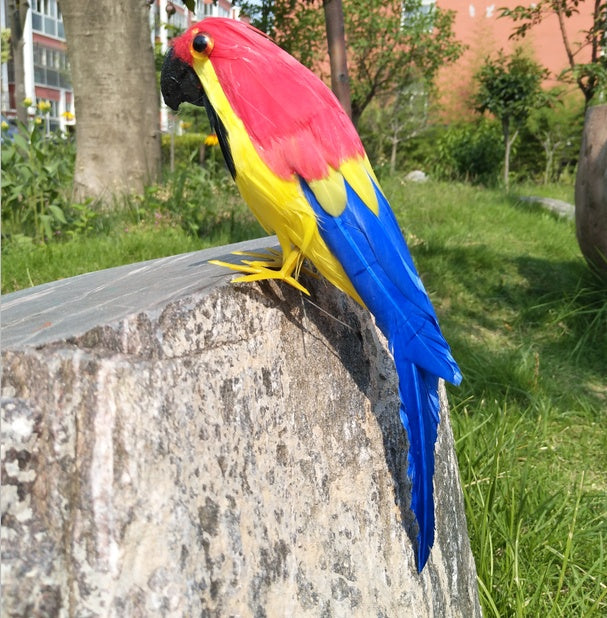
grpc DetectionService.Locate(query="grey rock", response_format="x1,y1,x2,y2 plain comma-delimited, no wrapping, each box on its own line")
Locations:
404,170,428,183
519,195,575,220
1,239,480,617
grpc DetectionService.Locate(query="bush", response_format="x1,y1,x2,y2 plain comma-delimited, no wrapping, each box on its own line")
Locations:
145,162,262,242
513,101,584,184
360,113,505,185
160,132,226,168
1,123,98,244
1,119,254,248
435,120,504,185
358,100,445,177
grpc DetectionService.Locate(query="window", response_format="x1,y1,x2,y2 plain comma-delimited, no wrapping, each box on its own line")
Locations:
198,1,215,18
33,44,71,89
197,1,231,19
32,0,65,40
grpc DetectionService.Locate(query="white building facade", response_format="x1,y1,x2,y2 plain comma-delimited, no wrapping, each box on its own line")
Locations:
1,0,74,132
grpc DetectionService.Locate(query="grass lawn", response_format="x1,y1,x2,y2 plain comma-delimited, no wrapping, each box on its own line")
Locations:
2,179,605,616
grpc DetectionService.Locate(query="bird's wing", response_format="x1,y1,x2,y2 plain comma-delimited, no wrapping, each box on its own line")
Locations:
301,163,461,385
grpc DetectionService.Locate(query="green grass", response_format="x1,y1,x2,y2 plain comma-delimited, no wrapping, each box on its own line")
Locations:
512,181,575,204
2,178,605,615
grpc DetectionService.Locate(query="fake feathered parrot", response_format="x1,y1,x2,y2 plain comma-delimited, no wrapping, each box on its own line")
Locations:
161,17,462,572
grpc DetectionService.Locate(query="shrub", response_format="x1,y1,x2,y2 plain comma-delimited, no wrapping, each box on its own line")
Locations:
435,120,504,185
395,124,453,175
145,162,262,242
1,123,101,246
514,99,585,184
160,132,226,168
2,124,75,243
359,99,446,177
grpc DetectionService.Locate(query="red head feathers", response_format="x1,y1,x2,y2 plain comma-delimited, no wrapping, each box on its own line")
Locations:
169,18,364,181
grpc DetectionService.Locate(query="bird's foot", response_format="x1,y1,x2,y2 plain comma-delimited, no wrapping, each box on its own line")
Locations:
232,249,318,279
231,248,283,268
209,248,312,295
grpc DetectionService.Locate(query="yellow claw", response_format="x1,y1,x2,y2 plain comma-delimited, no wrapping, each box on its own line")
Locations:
208,246,312,295
231,248,283,264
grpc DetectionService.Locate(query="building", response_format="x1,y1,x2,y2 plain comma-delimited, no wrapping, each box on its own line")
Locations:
435,0,600,120
1,0,73,132
0,0,243,133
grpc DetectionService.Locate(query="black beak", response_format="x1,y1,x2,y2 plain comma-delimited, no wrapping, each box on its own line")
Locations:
161,47,206,111
160,46,237,179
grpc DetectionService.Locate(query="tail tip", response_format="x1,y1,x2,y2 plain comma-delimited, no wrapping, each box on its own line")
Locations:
417,541,431,573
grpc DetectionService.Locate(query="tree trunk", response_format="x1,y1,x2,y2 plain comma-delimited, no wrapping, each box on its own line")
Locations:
575,104,607,278
542,135,555,185
502,118,519,190
60,0,161,204
323,0,352,119
389,135,398,174
7,0,29,125
503,119,511,189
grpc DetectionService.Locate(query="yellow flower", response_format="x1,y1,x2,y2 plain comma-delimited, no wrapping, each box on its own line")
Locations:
204,133,219,147
62,111,75,121
22,97,32,107
1,120,9,130
34,117,42,125
37,100,52,113
180,121,192,130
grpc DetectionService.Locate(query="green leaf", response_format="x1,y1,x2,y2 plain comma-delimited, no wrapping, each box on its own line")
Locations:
48,204,67,224
12,132,29,153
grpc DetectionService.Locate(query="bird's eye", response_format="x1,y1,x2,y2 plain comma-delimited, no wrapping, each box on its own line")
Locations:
192,33,213,55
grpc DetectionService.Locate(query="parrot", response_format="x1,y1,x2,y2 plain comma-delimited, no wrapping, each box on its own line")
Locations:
161,17,462,572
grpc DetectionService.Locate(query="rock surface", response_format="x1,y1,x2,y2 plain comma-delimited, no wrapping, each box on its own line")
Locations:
1,238,480,617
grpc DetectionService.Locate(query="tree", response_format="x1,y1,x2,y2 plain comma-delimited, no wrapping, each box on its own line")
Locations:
361,83,430,174
474,48,549,189
575,104,607,278
526,93,584,184
500,0,607,109
342,0,463,126
60,1,161,202
244,0,463,128
6,0,29,125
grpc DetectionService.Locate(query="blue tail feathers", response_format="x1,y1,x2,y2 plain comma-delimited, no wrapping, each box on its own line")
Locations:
395,352,440,571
